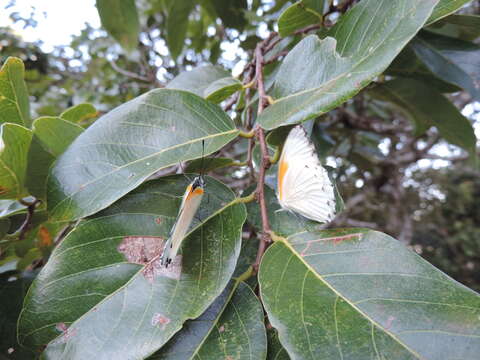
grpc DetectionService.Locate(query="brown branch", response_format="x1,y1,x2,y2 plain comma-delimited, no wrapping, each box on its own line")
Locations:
109,60,151,82
252,38,276,274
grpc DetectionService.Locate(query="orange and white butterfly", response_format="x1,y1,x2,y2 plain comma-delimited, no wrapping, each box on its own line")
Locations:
160,175,205,267
277,125,336,223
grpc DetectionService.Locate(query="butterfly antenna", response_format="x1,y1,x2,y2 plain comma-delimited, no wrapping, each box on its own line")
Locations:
200,140,205,178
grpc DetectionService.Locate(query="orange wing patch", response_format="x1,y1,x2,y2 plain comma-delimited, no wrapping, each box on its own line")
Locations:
186,186,204,201
278,159,289,200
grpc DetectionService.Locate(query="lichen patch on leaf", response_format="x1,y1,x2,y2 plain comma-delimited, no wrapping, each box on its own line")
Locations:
117,236,165,264
143,255,182,282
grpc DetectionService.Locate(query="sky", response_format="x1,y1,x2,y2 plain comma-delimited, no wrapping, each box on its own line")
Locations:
1,0,100,52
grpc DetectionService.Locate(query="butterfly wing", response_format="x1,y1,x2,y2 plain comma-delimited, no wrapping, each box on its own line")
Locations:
277,126,336,223
160,179,204,267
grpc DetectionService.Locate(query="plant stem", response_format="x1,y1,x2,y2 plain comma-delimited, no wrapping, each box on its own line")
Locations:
17,199,39,242
252,37,277,274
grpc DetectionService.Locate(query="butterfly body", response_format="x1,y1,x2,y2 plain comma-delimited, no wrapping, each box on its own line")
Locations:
277,126,336,223
160,175,205,267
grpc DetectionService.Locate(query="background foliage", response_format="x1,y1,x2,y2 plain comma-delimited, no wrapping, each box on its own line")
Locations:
1,0,479,359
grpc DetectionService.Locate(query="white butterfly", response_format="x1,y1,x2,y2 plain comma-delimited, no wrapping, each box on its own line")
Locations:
160,175,205,267
277,125,336,223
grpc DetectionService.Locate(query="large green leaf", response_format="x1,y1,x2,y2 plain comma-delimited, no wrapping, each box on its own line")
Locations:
167,66,241,103
427,0,471,25
0,124,32,199
96,0,139,51
387,46,461,94
259,229,480,359
166,0,195,58
26,117,84,199
411,31,480,101
47,89,239,221
277,0,324,37
258,0,440,130
0,57,30,127
370,79,476,155
150,281,266,359
18,175,246,358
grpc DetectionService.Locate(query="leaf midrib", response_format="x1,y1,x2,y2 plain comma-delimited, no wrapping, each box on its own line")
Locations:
48,129,238,215
29,197,241,350
275,237,426,360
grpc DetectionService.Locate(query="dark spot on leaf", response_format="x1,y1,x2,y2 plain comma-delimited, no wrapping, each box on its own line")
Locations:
155,217,162,224
0,186,7,195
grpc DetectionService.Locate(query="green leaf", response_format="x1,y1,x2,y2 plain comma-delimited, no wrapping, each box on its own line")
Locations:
0,200,27,219
277,1,324,37
26,117,84,199
33,117,84,157
428,15,480,41
204,77,243,104
267,328,290,360
185,157,238,173
167,65,240,103
370,79,476,155
47,89,239,221
0,271,35,359
411,31,480,101
0,217,9,239
387,46,461,93
96,0,140,51
427,0,470,25
259,229,480,359
150,282,266,359
167,0,195,58
18,175,247,358
258,0,440,130
0,57,31,127
211,0,248,30
0,123,32,199
60,103,97,123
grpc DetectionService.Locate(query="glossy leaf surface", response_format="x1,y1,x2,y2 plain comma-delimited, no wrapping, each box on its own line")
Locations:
167,65,241,103
277,1,323,37
259,229,480,359
258,0,439,130
411,31,480,101
47,89,238,221
18,175,246,359
26,117,83,199
427,0,471,25
370,79,476,154
0,124,32,199
0,57,30,127
150,282,266,360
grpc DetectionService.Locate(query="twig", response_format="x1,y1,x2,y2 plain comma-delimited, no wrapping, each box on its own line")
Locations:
252,38,276,273
17,199,39,242
109,60,151,82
